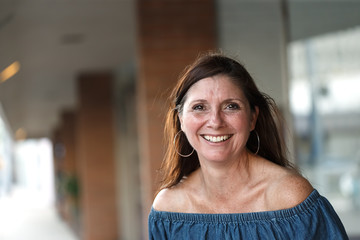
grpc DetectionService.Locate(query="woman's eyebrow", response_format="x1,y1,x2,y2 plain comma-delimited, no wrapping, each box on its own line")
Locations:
224,98,246,104
187,98,246,104
188,99,207,104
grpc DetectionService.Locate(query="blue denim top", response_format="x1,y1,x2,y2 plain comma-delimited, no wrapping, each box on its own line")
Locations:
148,190,348,239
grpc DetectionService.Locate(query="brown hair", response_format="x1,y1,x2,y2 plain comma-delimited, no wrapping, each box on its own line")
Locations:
159,52,294,191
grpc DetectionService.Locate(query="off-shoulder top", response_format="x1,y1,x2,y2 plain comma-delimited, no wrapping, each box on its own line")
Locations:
148,189,348,239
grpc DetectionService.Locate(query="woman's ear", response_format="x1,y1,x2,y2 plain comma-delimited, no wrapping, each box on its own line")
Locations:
250,106,259,130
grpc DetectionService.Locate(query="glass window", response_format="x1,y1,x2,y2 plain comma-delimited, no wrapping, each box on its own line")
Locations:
289,27,360,236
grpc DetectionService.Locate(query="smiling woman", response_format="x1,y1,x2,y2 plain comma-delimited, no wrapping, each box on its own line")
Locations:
148,52,348,240
160,52,292,190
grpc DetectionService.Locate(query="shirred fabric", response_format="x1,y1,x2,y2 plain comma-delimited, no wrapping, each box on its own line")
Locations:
148,190,348,240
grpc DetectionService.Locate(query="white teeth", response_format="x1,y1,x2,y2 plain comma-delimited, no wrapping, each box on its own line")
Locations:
203,135,230,143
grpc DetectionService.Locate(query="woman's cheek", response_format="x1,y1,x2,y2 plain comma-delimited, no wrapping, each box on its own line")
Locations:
181,115,204,141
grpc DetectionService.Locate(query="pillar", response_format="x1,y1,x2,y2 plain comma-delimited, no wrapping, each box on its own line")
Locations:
76,72,118,240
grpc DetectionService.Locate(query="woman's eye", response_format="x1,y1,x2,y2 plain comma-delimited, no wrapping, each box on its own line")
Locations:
226,103,240,110
193,104,205,111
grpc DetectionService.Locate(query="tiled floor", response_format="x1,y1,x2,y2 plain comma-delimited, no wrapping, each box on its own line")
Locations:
0,188,78,240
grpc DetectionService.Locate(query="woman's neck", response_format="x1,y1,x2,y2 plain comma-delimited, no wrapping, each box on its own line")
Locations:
196,151,256,201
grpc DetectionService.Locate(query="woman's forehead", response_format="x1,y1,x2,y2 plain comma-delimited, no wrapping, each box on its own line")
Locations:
185,75,246,101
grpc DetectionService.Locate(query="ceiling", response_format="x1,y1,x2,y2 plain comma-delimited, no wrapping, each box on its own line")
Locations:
1,0,360,139
0,0,136,138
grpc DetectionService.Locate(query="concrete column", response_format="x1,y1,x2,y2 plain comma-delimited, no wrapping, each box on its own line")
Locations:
136,0,217,234
76,72,118,240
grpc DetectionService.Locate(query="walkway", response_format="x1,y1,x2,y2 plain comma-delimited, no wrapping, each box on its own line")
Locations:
0,188,78,240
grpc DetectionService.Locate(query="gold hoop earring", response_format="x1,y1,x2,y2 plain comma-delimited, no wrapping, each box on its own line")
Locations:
173,130,194,157
253,130,260,155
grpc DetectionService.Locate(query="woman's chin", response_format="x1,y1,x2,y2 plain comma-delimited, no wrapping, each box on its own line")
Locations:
197,148,247,164
199,152,232,163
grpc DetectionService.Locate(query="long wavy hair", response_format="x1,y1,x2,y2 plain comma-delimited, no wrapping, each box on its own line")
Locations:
159,52,294,191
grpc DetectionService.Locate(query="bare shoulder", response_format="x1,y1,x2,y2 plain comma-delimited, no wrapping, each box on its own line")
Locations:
152,184,187,212
266,169,314,211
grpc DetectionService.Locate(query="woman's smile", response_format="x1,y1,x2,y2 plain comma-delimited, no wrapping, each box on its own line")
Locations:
201,134,233,143
202,134,233,143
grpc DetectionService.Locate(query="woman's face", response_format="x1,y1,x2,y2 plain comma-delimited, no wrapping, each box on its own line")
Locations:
179,75,258,163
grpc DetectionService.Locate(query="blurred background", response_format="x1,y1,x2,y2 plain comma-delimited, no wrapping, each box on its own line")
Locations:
0,0,359,239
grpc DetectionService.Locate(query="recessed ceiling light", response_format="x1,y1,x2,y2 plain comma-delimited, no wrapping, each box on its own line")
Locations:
0,61,20,83
15,128,27,141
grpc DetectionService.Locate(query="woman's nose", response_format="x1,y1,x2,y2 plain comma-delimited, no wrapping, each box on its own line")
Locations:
208,109,224,129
